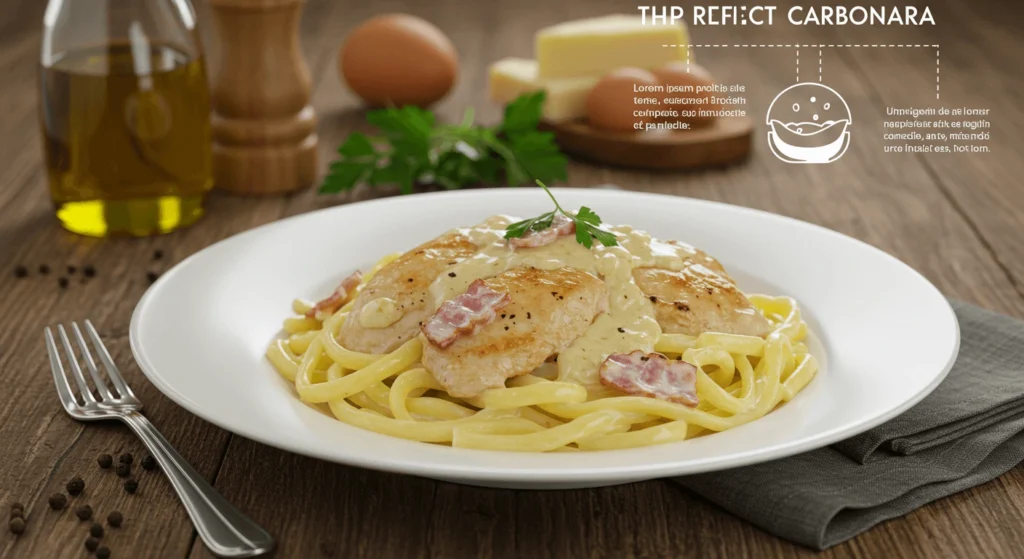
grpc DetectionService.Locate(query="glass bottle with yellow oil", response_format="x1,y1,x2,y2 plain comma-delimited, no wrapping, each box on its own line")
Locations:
40,0,212,237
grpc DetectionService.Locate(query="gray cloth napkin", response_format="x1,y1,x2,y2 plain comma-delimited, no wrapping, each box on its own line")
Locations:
672,301,1024,550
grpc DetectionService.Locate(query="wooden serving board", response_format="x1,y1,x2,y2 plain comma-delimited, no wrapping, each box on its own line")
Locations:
542,115,754,171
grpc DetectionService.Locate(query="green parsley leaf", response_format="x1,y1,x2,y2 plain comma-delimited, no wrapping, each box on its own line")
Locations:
504,181,619,249
318,92,568,194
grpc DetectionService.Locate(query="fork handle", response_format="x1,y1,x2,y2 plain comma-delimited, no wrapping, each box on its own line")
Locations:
121,412,274,557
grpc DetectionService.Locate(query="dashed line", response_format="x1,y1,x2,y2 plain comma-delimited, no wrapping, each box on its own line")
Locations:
663,44,939,48
686,47,690,73
796,48,799,83
818,48,822,82
936,47,940,99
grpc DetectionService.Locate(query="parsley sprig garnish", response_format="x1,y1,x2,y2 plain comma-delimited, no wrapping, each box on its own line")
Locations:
318,92,568,194
504,181,619,249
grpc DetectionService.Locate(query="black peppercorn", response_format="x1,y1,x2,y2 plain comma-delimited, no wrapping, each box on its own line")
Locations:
10,502,23,514
153,249,163,260
66,476,85,495
83,265,96,278
8,517,25,535
39,264,50,275
97,454,113,469
123,478,138,494
13,266,27,278
96,545,111,559
75,505,92,521
9,508,23,520
58,277,69,289
140,455,157,471
146,271,159,284
85,537,99,552
48,493,67,510
90,522,104,538
115,463,130,478
106,511,123,527
119,453,133,465
67,265,76,275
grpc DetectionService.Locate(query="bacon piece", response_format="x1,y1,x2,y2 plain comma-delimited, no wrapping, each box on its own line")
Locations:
306,271,362,320
508,214,576,248
599,351,699,406
421,280,511,349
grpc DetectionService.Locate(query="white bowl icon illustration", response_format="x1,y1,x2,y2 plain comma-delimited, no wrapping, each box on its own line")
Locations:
766,83,851,164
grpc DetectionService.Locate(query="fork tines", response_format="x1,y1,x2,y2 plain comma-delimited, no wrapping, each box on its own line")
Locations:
45,320,140,413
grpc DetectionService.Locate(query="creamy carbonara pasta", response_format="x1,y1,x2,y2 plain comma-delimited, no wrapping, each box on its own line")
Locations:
266,213,818,452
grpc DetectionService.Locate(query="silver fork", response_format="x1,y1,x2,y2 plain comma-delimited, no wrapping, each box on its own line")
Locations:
44,320,274,558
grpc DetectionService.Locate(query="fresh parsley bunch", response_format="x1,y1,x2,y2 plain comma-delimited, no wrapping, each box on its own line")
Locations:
319,92,568,194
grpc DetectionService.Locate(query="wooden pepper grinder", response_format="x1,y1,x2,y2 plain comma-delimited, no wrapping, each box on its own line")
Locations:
207,0,317,195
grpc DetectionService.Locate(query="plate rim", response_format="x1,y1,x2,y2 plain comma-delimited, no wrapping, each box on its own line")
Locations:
129,187,961,483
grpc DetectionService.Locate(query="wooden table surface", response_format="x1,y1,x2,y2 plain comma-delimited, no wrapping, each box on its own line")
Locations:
2,0,1023,557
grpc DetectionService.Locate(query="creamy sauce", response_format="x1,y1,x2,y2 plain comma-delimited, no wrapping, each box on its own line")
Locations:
428,215,714,386
358,297,404,329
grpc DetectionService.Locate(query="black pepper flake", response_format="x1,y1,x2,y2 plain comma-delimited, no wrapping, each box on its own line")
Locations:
617,327,625,333
558,296,564,300
527,312,531,319
447,272,456,277
649,296,657,303
39,264,50,275
640,356,649,362
66,476,85,495
106,511,123,527
48,493,67,510
96,545,110,558
123,478,138,494
83,265,96,278
407,278,413,282
67,265,76,275
8,517,25,535
153,249,163,260
115,463,130,478
13,266,27,278
509,314,515,319
551,291,557,296
146,271,159,284
504,326,509,331
141,455,157,471
85,537,99,552
97,454,113,469
676,303,690,312
75,505,93,521
706,288,713,295
90,523,104,538
119,453,133,465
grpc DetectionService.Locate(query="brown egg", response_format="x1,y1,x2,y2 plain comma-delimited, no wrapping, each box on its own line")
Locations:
585,68,661,133
340,14,458,108
653,62,720,127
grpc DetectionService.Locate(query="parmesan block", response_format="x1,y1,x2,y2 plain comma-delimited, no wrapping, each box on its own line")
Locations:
488,58,596,122
536,15,689,79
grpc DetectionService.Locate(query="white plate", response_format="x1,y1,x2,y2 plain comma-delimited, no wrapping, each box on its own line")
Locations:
130,188,959,489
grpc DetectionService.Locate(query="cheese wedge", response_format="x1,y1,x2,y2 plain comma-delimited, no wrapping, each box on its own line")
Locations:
536,15,689,79
489,58,596,122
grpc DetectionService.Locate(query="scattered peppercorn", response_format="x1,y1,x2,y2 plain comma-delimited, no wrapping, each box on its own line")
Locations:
153,249,163,260
8,517,25,535
9,507,24,519
97,454,113,469
66,476,85,496
447,272,456,277
526,312,531,319
107,511,123,527
57,277,69,289
67,265,76,275
119,453,133,465
75,505,93,521
90,523,104,538
48,493,67,510
13,266,27,278
649,296,657,303
83,265,96,278
10,503,24,514
115,463,130,478
617,327,625,333
39,264,50,275
145,271,160,284
140,455,157,471
96,545,111,559
85,537,99,552
123,479,138,494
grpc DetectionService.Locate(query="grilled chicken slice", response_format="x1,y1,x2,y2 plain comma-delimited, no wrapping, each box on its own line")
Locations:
337,232,479,354
422,266,608,398
632,264,771,337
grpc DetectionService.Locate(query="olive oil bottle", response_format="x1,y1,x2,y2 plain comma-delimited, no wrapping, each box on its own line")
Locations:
39,0,211,237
